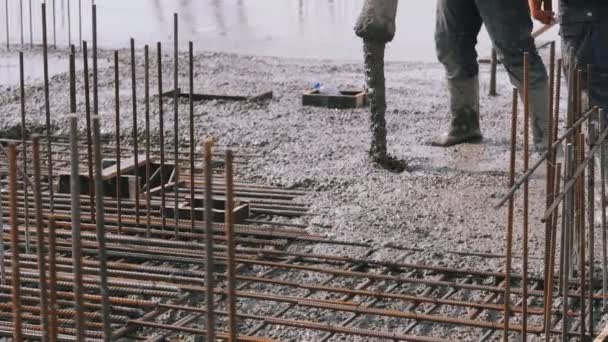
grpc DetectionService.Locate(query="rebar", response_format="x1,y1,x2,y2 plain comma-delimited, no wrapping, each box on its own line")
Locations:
19,51,31,255
42,2,55,214
173,13,180,237
504,88,517,341
205,139,216,340
8,144,23,341
145,44,152,237
157,42,167,231
130,38,140,228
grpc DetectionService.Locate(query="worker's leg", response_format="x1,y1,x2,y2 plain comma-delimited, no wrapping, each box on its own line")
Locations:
431,0,484,147
477,0,550,150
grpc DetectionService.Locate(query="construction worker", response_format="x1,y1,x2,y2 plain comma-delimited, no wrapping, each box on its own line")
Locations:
530,0,608,117
432,0,551,149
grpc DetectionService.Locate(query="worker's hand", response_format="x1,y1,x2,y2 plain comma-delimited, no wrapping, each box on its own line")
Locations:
531,9,556,25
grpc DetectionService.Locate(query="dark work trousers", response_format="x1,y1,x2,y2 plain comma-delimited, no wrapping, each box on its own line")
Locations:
561,20,608,119
435,0,548,89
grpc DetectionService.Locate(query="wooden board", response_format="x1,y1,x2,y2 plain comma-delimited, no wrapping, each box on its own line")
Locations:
162,89,273,102
302,89,367,109
102,155,147,180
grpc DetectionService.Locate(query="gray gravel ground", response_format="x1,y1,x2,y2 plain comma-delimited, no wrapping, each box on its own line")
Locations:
1,45,602,340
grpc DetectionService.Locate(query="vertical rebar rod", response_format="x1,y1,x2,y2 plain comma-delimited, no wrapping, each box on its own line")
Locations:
204,139,216,340
20,0,23,47
578,132,586,340
52,0,56,48
69,114,85,341
92,4,98,115
544,43,556,304
19,51,31,255
5,0,9,50
522,52,530,342
28,0,32,48
504,88,518,342
130,38,140,228
225,150,237,342
83,40,95,223
587,121,596,336
67,0,71,46
562,143,575,342
42,2,55,214
92,115,112,341
173,13,180,237
489,48,497,96
189,41,195,234
78,0,81,49
554,59,562,149
69,48,76,112
8,144,23,342
145,45,151,238
48,216,58,342
546,162,562,342
157,42,167,231
114,50,122,233
587,65,592,112
31,135,49,342
600,108,608,311
0,162,4,287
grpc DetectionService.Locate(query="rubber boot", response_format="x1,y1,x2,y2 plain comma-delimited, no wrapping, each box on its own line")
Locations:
431,76,483,147
527,83,550,152
354,0,399,44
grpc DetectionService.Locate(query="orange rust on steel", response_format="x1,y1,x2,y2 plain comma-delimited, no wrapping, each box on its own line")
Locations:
31,136,50,341
131,319,276,342
204,139,216,340
505,88,518,341
7,144,23,342
48,217,59,342
225,150,237,342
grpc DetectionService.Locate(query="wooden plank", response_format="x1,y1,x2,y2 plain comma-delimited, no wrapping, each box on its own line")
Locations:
302,89,367,109
101,154,147,180
162,89,272,102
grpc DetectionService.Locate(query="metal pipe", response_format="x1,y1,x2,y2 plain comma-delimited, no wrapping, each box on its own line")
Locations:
504,88,517,342
189,41,195,234
42,2,55,214
157,41,167,231
48,216,58,342
114,50,122,233
225,150,237,341
92,115,112,341
8,144,23,341
145,44,151,238
83,40,96,223
31,135,49,342
69,114,85,341
204,139,216,340
130,38,140,228
173,13,180,237
19,51,31,255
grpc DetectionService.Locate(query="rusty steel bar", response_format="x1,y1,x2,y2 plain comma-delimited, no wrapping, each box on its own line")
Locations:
48,216,58,342
41,2,55,214
69,114,85,341
522,51,530,341
130,38,140,228
83,41,96,224
31,135,49,341
8,144,23,341
0,155,4,287
204,139,216,340
545,162,562,342
92,115,112,341
19,51,31,255
189,41,195,234
114,50,123,233
588,122,596,336
578,132,586,341
225,150,237,341
601,109,608,311
563,143,575,342
173,13,180,237
157,41,167,232
145,44,151,237
504,88,518,342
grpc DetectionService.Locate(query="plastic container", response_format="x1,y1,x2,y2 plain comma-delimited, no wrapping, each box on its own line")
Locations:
312,82,341,96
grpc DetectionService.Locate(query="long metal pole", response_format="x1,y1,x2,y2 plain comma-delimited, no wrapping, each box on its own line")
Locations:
42,2,55,214
157,42,167,231
189,41,195,233
31,135,49,342
78,0,81,49
92,115,112,341
8,144,23,342
130,38,140,228
145,44,152,238
69,114,85,341
225,150,237,342
0,156,4,287
504,88,518,341
522,52,530,342
204,139,216,340
19,51,31,255
48,216,58,342
562,143,575,342
600,109,608,312
114,50,122,233
83,40,95,223
587,121,596,336
173,13,180,237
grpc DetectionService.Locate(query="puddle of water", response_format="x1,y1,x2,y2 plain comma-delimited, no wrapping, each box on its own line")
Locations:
1,0,558,62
